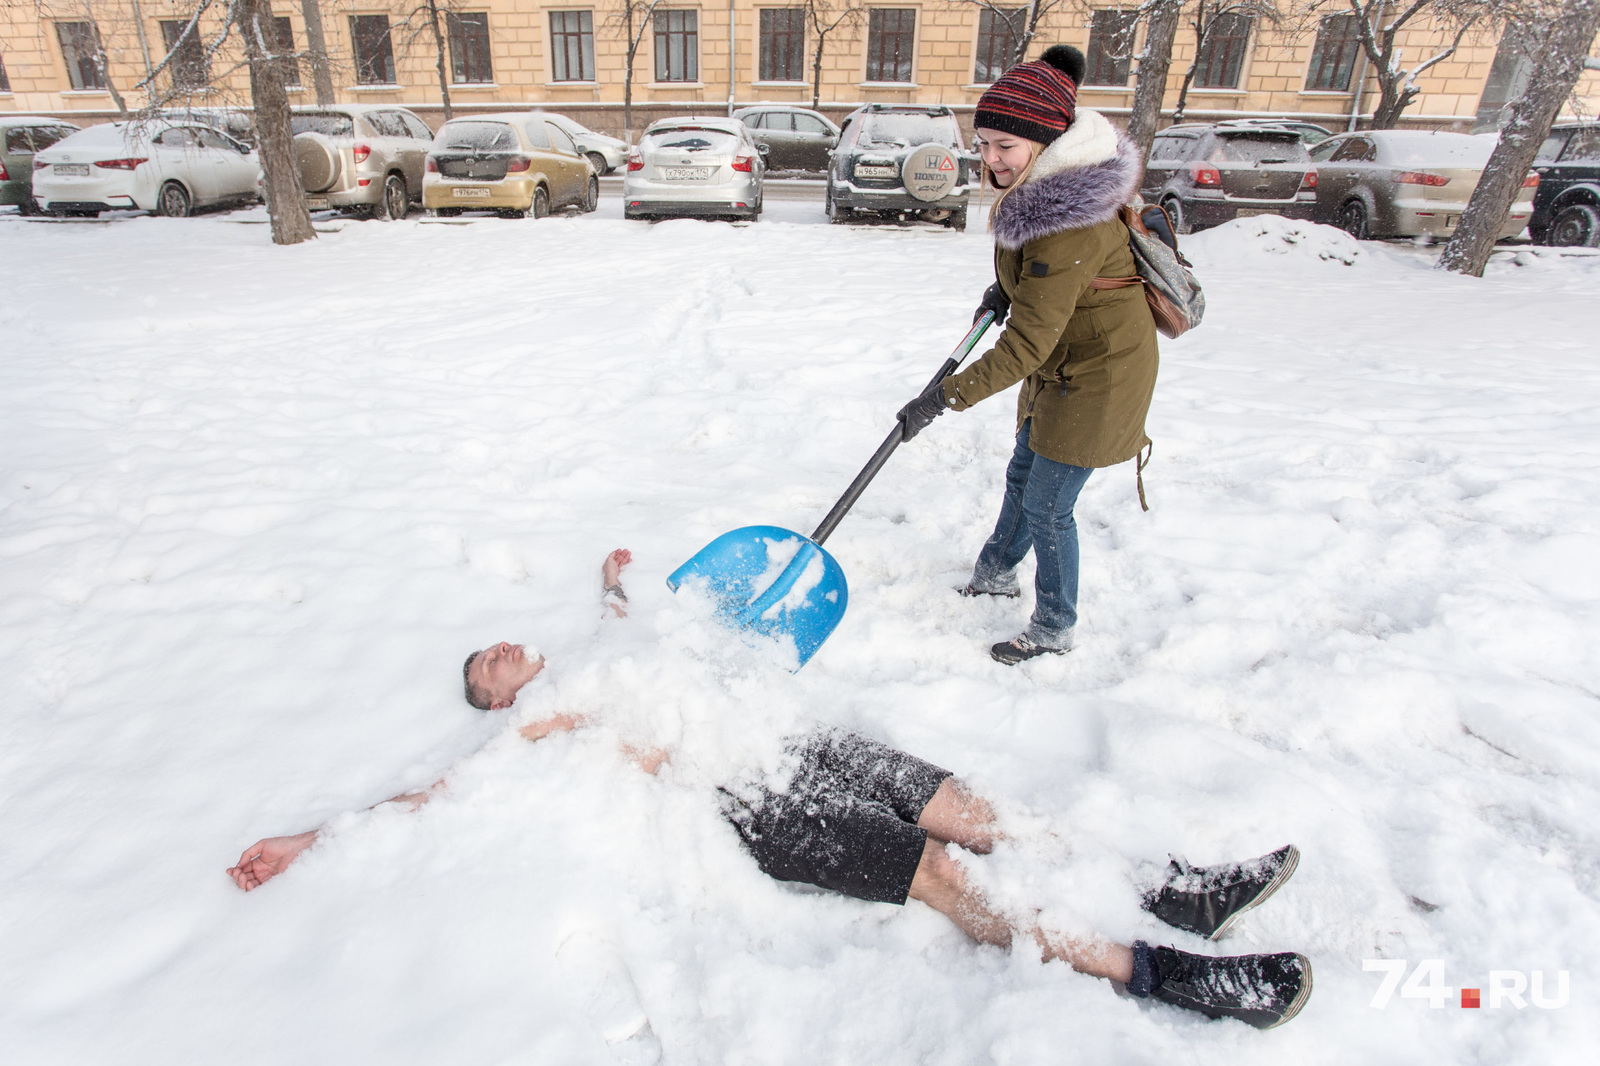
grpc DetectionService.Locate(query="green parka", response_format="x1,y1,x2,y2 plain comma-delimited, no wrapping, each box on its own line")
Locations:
941,109,1159,469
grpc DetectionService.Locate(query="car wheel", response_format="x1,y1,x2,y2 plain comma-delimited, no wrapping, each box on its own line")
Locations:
17,197,38,217
586,152,608,177
946,207,968,231
584,175,599,213
532,186,550,219
1338,199,1370,241
826,186,853,224
375,174,408,220
1548,203,1600,248
1161,197,1189,236
157,181,193,218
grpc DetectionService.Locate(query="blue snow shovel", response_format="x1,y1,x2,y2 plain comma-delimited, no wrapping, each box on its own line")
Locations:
667,311,998,668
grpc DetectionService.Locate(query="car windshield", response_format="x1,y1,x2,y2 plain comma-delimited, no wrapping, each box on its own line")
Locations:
1208,135,1309,163
859,113,959,149
1378,133,1496,167
435,122,519,151
644,127,739,152
290,113,355,138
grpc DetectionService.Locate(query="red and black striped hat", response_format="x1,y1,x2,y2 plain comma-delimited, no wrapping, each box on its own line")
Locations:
974,46,1087,146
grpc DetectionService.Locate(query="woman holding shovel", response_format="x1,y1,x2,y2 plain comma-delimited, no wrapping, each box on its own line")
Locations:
897,45,1158,665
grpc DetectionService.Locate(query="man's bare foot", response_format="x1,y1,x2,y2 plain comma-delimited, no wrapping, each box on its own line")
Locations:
602,548,632,587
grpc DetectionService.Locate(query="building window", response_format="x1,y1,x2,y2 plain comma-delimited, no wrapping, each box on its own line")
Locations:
654,10,698,82
160,20,211,90
866,8,915,82
448,12,493,83
350,15,397,85
56,22,107,91
269,17,300,88
973,8,1023,84
1305,13,1361,91
549,10,595,81
1474,31,1535,129
1085,9,1139,87
1194,13,1252,89
760,8,806,82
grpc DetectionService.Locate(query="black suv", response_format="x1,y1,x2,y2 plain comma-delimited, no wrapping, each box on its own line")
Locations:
826,105,977,230
1529,123,1600,247
1140,123,1317,233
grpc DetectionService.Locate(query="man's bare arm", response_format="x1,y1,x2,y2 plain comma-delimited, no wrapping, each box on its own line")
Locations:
602,548,631,618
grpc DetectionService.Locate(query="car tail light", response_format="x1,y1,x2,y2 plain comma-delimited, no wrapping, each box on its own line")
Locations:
731,154,756,173
358,178,371,187
353,143,372,163
95,157,149,170
1522,173,1540,189
426,157,438,172
1394,171,1449,186
1190,163,1221,187
505,156,532,173
0,160,7,180
1299,170,1317,189
627,151,644,172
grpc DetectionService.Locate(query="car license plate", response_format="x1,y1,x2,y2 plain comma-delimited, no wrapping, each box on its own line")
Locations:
1234,208,1272,217
854,165,898,179
663,167,711,180
306,197,330,210
55,164,89,177
453,187,492,199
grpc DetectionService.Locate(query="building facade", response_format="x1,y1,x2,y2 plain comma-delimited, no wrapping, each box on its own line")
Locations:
2,1,1597,138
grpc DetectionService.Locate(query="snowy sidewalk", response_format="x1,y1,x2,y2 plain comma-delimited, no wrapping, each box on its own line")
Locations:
1,211,1597,1064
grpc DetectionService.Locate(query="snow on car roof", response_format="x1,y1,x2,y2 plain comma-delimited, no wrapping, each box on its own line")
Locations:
1374,130,1498,166
647,117,743,135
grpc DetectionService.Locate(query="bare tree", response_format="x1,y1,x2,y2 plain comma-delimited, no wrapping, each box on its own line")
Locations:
237,0,316,244
946,0,1073,71
76,0,132,115
1439,0,1600,274
1172,0,1287,121
611,0,665,143
803,0,866,109
298,0,336,104
393,0,466,121
1337,0,1485,128
1127,0,1185,162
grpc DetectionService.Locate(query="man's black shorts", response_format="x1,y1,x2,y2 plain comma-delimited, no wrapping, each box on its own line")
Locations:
722,729,953,906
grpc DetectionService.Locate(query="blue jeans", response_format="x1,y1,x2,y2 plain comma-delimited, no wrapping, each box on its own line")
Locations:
970,421,1094,649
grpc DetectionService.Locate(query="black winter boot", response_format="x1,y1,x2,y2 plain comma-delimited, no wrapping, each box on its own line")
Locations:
989,633,1067,665
1130,941,1312,1030
1145,844,1299,940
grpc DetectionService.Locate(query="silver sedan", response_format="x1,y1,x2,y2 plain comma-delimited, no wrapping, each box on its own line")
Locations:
623,117,764,222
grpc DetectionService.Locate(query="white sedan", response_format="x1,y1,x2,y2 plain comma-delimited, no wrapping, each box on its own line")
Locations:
32,120,260,218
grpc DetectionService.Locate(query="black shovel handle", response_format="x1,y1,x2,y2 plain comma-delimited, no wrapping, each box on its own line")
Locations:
810,311,998,546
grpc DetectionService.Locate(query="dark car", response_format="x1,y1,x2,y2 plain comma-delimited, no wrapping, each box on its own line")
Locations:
1140,124,1316,234
1529,123,1600,247
0,116,80,215
826,105,977,230
733,106,840,171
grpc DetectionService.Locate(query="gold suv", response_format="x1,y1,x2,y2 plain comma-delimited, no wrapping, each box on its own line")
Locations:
423,112,598,218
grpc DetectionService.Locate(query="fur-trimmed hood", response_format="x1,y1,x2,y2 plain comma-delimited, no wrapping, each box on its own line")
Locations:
989,108,1143,250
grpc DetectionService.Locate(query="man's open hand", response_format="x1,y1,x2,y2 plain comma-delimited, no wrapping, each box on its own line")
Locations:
227,831,318,892
602,548,632,587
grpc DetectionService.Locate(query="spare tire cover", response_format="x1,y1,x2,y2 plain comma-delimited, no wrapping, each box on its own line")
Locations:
901,143,959,202
294,132,341,193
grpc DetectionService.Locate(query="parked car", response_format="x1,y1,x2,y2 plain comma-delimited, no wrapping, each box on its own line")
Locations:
1,116,79,215
1212,118,1334,145
1528,122,1600,247
623,117,765,221
733,105,840,170
1307,130,1536,241
162,106,256,148
32,120,259,217
289,104,433,220
423,113,597,218
1141,124,1316,233
542,113,629,176
826,104,976,230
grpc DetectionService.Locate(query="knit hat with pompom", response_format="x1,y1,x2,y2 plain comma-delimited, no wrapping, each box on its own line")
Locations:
973,45,1086,146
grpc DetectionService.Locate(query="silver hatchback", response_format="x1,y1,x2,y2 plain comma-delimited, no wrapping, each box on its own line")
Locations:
623,117,765,221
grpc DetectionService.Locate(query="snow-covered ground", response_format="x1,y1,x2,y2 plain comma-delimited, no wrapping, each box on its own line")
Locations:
2,201,1597,1065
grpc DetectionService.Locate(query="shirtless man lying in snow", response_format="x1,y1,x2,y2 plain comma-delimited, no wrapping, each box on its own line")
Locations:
228,549,1313,1030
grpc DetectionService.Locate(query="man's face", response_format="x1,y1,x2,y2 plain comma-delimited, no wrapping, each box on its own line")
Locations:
469,642,545,710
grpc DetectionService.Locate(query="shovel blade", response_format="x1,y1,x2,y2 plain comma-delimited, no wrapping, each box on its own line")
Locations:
666,524,849,669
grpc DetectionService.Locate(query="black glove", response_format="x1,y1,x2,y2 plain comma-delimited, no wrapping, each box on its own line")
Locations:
897,384,949,442
973,282,1010,325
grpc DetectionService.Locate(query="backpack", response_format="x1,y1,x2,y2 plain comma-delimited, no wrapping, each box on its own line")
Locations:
1118,203,1205,339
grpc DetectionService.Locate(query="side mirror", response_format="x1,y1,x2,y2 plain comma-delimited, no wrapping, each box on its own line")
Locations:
757,143,770,156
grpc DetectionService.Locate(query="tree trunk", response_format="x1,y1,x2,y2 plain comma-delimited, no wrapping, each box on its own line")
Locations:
812,32,828,110
299,0,336,105
238,0,316,246
426,0,454,121
1127,0,1183,163
1368,78,1408,129
624,6,636,143
1439,2,1600,276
